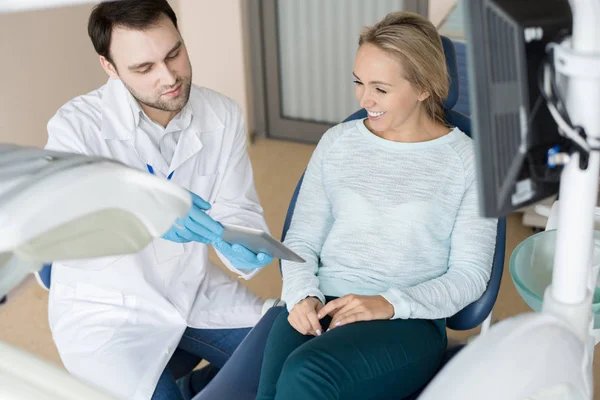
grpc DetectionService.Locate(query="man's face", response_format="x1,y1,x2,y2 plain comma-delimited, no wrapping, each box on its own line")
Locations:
104,15,192,112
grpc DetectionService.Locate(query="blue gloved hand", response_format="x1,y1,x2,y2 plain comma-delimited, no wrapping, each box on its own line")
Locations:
162,192,224,244
212,239,273,270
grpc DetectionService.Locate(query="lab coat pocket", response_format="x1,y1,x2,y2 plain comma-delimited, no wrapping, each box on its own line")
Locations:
190,173,218,204
58,254,125,271
52,282,137,354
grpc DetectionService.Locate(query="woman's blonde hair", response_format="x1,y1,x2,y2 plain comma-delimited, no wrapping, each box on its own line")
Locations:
359,11,449,126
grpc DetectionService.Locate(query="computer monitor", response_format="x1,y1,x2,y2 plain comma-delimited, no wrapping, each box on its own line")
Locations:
463,0,572,217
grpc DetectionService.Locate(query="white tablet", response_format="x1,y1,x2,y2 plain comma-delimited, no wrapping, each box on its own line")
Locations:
220,223,306,263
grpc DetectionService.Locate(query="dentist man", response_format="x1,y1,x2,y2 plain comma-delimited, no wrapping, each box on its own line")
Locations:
45,1,273,399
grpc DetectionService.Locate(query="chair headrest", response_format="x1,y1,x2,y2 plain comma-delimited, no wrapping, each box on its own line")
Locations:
441,36,459,110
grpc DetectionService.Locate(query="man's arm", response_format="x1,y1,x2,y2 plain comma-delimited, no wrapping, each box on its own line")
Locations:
45,111,90,155
208,103,266,230
209,103,270,278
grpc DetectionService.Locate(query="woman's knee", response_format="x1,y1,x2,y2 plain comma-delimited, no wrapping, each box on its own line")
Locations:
276,346,342,397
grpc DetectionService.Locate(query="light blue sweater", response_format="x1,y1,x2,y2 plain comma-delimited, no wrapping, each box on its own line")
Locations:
281,119,498,320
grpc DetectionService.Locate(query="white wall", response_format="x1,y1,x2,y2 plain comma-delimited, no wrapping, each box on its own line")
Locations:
178,0,254,135
174,0,459,137
429,0,458,27
0,0,458,149
0,3,107,147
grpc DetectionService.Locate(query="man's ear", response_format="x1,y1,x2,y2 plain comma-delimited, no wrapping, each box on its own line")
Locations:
99,56,119,79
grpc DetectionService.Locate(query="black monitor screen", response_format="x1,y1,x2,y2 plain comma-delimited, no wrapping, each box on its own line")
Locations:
463,0,572,217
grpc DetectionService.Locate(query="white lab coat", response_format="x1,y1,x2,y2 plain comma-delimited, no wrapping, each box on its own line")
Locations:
45,78,269,400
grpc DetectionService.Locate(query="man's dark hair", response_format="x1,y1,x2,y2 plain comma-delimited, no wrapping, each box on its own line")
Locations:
88,0,178,65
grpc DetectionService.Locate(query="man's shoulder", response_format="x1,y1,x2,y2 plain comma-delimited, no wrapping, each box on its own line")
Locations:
50,83,108,126
189,85,241,117
46,82,112,153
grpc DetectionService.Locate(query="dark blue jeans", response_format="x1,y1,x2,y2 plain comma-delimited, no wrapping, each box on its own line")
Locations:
151,326,251,400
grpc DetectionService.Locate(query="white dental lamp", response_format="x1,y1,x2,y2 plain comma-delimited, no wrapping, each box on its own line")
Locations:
0,145,190,400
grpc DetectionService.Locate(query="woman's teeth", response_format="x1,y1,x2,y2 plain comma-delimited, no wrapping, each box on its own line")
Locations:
368,111,385,117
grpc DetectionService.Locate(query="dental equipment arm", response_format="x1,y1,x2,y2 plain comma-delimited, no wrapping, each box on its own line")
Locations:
419,0,600,399
0,144,191,297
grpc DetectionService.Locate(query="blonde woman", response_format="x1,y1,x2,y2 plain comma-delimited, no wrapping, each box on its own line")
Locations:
256,11,497,400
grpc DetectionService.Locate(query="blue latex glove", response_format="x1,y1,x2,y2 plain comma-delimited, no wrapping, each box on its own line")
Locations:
162,192,224,244
212,239,273,270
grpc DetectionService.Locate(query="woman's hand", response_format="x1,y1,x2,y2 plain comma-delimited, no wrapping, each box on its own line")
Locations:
288,297,324,336
318,294,394,330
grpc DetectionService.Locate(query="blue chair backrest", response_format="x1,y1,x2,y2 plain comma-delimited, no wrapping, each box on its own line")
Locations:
280,37,506,331
452,41,471,116
38,263,52,289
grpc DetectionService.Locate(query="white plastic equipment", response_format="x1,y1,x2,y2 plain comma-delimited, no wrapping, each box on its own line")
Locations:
419,0,600,398
0,0,98,13
0,145,190,400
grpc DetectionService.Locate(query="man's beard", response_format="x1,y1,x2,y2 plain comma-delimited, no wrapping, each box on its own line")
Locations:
125,75,192,113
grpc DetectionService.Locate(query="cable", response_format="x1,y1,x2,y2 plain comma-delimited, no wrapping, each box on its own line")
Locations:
544,39,600,154
537,45,591,153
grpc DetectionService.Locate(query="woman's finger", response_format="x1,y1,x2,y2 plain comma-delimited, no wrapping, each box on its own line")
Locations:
299,311,316,336
288,313,306,335
291,308,313,335
306,309,322,336
318,296,349,319
331,311,367,329
315,301,324,314
329,303,361,328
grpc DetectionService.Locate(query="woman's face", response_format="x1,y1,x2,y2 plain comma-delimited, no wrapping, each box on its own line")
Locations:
353,43,426,134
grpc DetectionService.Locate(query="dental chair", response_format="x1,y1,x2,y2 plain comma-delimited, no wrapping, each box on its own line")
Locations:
194,36,507,400
0,144,191,399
